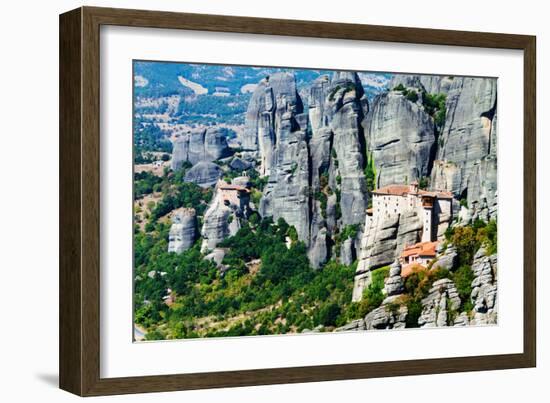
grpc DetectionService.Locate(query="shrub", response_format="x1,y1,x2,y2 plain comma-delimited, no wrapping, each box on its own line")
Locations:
316,302,341,327
364,152,376,193
359,266,390,316
340,224,360,241
452,265,474,304
418,176,430,190
451,226,479,266
405,298,423,328
393,84,406,92
144,328,165,341
402,267,451,327
406,91,419,103
421,92,447,128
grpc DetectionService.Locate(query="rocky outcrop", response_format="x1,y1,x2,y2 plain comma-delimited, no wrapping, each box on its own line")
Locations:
363,90,435,188
328,72,368,226
418,278,461,327
257,73,311,244
200,199,237,251
431,160,462,197
434,77,497,203
308,227,329,269
353,208,425,301
395,210,423,257
229,157,254,171
353,214,398,301
383,261,404,297
167,208,197,253
431,243,458,271
242,72,303,176
469,248,498,325
340,238,356,266
200,180,250,251
358,215,399,272
184,161,223,187
389,74,453,95
364,296,408,330
388,74,423,90
335,319,366,332
172,127,232,169
466,155,498,222
204,248,226,269
308,75,334,259
419,75,454,95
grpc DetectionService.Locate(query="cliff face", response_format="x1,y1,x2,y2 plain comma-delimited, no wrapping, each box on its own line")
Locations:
242,72,304,176
184,161,223,188
308,75,333,267
255,73,311,244
363,90,435,188
201,180,249,251
328,72,369,226
238,72,369,266
172,127,232,169
432,77,498,218
353,75,497,297
167,208,197,253
200,71,497,274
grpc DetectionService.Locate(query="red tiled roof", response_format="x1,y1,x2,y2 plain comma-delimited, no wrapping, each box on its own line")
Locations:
373,184,411,196
373,184,453,199
400,241,439,258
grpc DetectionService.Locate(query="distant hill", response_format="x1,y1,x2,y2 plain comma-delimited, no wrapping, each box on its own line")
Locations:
133,61,391,126
134,61,390,99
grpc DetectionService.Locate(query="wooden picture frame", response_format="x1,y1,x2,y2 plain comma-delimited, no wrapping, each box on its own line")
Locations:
59,6,536,396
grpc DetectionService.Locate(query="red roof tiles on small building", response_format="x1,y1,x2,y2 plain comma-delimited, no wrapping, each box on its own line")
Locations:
400,241,439,259
372,184,453,199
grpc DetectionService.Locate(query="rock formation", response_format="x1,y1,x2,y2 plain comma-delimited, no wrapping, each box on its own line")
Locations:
167,208,197,253
308,228,329,270
256,73,312,244
239,70,497,283
229,157,254,171
184,161,223,187
431,243,458,271
363,88,435,188
172,126,232,169
339,238,356,266
364,296,408,330
466,155,498,222
307,75,334,266
383,261,404,297
469,248,498,325
432,77,498,221
389,74,453,96
353,208,428,301
201,179,251,251
335,319,366,332
242,72,304,176
327,72,368,226
418,278,461,327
